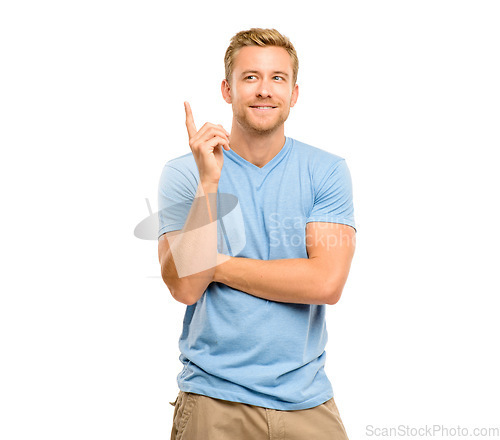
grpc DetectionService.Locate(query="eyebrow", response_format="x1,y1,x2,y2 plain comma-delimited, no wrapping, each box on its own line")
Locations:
241,70,290,78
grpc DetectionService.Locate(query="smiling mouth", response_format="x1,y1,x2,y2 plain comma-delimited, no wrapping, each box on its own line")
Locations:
250,106,277,109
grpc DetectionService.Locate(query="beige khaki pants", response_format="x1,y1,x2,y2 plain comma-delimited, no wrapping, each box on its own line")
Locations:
170,390,349,440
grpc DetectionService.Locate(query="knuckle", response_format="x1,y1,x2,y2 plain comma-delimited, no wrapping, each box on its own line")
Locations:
211,127,226,137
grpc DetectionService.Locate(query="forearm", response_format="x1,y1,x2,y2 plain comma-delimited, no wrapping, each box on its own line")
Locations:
160,182,218,305
213,256,335,305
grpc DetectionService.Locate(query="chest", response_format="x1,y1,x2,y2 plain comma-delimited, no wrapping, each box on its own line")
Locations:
217,164,315,259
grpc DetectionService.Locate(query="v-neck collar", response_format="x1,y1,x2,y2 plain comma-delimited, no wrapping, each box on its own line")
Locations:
224,137,293,174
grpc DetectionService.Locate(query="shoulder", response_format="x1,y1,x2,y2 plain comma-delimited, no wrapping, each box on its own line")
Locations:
164,152,198,176
159,153,199,195
290,137,345,165
289,137,347,177
161,152,200,186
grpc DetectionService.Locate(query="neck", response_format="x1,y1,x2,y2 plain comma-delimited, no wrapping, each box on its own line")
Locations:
228,123,286,168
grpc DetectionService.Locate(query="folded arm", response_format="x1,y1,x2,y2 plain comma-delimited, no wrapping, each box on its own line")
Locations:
159,183,219,306
213,222,356,305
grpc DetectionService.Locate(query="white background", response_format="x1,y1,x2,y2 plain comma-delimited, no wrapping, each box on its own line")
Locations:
1,0,499,439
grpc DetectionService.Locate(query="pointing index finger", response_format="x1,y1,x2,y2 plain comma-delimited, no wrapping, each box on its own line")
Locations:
184,101,197,139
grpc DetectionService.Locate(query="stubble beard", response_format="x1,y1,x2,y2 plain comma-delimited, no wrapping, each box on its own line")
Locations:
233,105,291,136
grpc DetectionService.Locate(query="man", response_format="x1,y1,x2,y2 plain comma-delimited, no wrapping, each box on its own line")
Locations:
158,28,356,440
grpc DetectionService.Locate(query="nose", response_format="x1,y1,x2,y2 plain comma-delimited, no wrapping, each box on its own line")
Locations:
257,78,272,98
257,89,271,98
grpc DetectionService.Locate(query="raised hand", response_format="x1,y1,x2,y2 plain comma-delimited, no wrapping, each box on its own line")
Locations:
184,101,231,186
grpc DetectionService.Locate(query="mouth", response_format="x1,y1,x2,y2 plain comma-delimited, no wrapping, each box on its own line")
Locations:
249,105,277,110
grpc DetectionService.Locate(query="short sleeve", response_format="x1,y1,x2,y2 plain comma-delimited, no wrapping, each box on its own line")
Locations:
306,159,356,231
157,164,197,238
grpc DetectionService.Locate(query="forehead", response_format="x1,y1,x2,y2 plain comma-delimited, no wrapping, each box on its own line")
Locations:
232,46,293,74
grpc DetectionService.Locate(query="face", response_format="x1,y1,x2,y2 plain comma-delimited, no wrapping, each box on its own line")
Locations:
222,46,299,135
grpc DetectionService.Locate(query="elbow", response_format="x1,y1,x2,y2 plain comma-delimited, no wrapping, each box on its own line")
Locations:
162,276,197,306
322,281,344,305
171,288,197,306
162,279,196,305
320,269,351,305
326,292,342,305
160,264,197,305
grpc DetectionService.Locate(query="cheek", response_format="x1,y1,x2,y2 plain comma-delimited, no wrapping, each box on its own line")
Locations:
231,89,243,103
235,85,255,99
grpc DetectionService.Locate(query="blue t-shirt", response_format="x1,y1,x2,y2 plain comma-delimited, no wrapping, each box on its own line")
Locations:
158,137,356,410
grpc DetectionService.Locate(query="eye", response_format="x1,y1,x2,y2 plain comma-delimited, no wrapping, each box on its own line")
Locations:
273,76,284,81
245,75,257,80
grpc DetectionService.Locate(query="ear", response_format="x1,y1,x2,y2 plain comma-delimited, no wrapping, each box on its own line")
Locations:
290,83,299,108
221,79,232,104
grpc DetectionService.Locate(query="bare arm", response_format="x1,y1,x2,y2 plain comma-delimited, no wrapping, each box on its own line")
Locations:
158,102,231,305
213,222,356,305
158,182,219,305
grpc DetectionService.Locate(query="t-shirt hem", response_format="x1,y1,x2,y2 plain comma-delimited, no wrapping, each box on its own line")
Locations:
158,224,184,239
306,216,356,232
177,381,334,411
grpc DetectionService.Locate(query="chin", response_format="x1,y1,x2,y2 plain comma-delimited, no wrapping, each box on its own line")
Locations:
234,109,289,135
248,122,282,135
250,117,288,134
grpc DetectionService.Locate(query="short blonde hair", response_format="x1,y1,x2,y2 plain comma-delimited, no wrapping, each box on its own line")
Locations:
224,28,299,86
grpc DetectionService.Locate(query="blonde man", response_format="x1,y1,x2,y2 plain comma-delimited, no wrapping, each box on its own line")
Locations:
159,28,356,440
